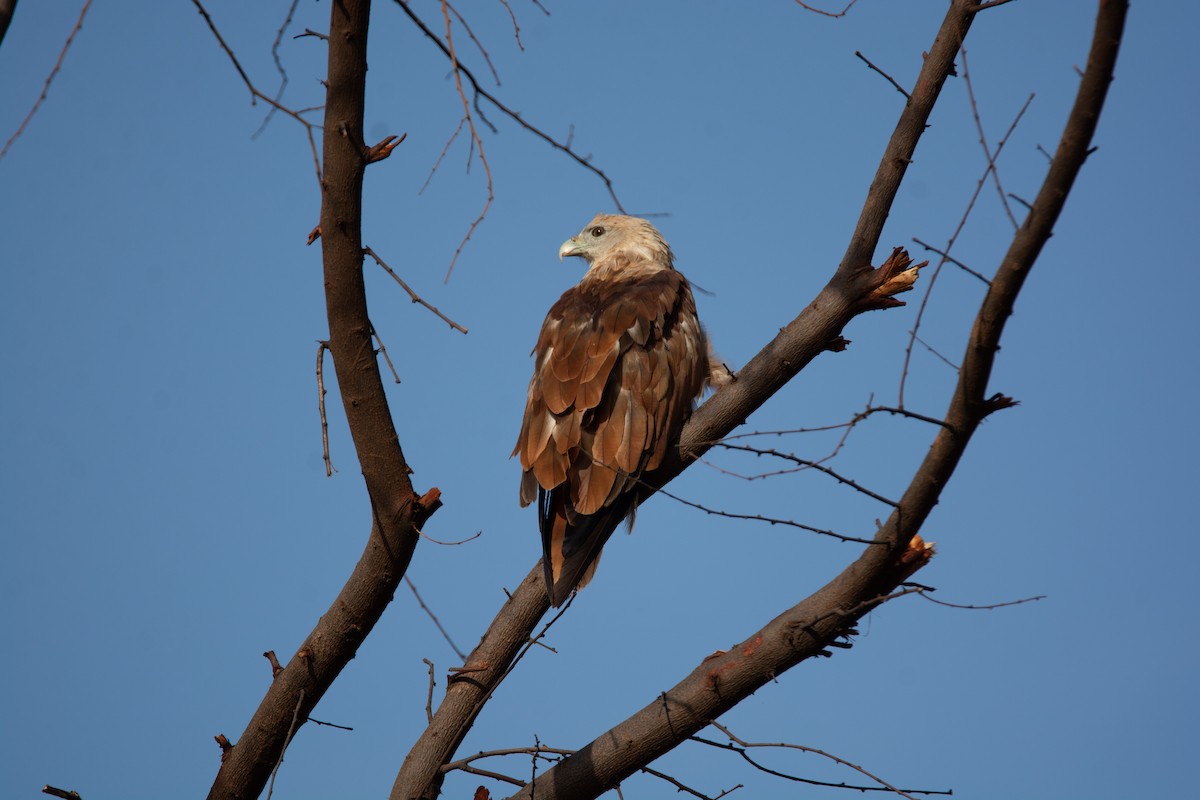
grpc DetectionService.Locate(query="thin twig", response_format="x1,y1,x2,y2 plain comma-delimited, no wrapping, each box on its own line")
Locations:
420,117,467,194
496,0,525,50
912,237,991,285
793,0,860,17
445,1,502,84
696,720,952,798
414,526,482,546
917,591,1045,610
408,578,468,661
316,341,334,476
654,485,880,545
962,48,1019,228
363,246,469,333
266,690,306,800
714,442,899,507
438,0,493,281
1,0,94,162
912,333,959,370
855,50,911,100
640,766,742,800
422,658,437,723
189,0,322,183
369,319,402,383
456,595,575,719
393,0,625,213
898,85,1033,405
307,717,353,731
252,0,300,139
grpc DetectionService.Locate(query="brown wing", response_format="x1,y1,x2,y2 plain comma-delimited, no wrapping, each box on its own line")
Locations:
514,268,708,606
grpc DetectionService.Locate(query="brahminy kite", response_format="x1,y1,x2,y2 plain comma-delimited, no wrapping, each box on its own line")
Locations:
514,214,722,606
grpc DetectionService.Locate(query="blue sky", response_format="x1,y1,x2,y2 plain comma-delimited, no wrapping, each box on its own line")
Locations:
1,1,1196,798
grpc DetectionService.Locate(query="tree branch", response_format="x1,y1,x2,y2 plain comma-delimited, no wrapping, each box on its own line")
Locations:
206,2,440,797
0,0,17,50
1,0,92,162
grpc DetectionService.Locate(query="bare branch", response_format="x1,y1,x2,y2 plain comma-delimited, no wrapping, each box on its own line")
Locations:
189,0,322,183
251,0,300,139
445,1,502,84
363,246,469,333
393,0,627,214
899,87,1034,404
316,341,334,476
640,766,742,800
855,50,911,100
1,0,93,162
962,48,1020,228
658,485,882,543
265,690,305,800
422,658,436,724
714,442,899,506
916,591,1046,610
911,236,991,285
408,577,468,661
793,0,860,18
433,0,494,281
694,721,951,798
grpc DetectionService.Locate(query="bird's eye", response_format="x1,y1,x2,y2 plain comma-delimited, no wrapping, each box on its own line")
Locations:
590,226,605,237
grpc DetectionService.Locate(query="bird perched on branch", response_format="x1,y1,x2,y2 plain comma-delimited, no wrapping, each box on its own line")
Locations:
514,214,723,606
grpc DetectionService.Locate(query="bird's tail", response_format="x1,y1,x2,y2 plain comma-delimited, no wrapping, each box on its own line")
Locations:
539,488,636,607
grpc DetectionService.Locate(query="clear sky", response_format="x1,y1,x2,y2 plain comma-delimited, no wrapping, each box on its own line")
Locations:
1,2,1196,798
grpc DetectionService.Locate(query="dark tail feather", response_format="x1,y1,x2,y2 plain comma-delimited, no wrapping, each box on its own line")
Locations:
539,487,635,607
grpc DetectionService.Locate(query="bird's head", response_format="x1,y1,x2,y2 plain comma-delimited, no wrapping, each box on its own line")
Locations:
559,214,674,272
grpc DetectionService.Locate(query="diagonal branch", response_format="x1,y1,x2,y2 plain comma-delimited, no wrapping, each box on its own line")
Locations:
190,0,322,183
392,0,626,213
1,0,93,162
207,3,440,798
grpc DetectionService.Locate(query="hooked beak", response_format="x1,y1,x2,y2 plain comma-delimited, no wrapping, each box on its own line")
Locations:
559,238,582,261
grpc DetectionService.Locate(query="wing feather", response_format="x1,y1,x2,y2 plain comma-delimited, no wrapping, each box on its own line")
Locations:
517,249,711,606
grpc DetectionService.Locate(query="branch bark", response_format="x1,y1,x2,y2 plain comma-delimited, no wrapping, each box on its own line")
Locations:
0,0,17,49
207,2,437,797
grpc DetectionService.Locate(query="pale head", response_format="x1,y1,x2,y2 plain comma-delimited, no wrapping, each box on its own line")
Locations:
558,214,675,273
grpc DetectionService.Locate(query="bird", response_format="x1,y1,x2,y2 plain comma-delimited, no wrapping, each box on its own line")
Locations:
513,214,722,606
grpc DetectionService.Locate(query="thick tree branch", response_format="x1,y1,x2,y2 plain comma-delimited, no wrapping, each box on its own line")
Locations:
208,2,438,797
506,2,1127,797
0,0,17,49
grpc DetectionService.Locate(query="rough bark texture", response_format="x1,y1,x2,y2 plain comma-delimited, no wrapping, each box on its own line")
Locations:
207,2,436,798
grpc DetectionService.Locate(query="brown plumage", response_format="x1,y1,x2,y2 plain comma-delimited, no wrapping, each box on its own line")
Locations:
514,214,716,606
